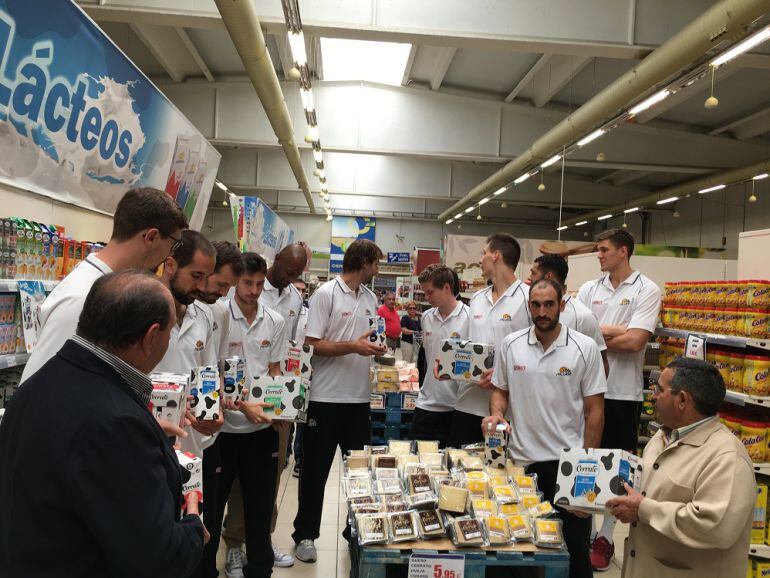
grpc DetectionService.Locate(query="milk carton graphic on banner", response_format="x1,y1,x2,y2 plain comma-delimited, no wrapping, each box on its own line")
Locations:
190,365,220,420
184,159,208,220
175,147,199,208
164,136,189,200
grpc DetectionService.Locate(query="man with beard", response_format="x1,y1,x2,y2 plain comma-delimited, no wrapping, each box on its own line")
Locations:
292,239,386,563
21,187,188,385
482,279,606,578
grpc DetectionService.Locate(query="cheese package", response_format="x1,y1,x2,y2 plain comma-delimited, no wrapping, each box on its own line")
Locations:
471,498,498,517
520,493,543,509
416,440,440,453
506,460,526,479
375,467,400,480
436,339,494,382
416,509,446,538
372,454,398,469
149,372,187,426
368,316,387,348
447,449,469,469
389,439,413,455
489,474,511,488
439,484,469,513
507,515,533,541
533,518,564,549
754,483,768,543
461,455,485,471
484,423,509,469
420,452,445,470
175,450,202,513
407,473,433,495
284,340,313,380
492,484,520,505
243,375,307,422
384,501,409,513
402,463,428,477
467,480,489,498
344,475,373,499
189,366,220,420
451,517,485,547
376,478,403,495
356,513,389,545
554,448,642,514
514,475,538,494
484,515,512,545
500,503,525,516
388,511,418,542
405,491,438,510
529,501,557,518
345,456,370,472
222,357,246,401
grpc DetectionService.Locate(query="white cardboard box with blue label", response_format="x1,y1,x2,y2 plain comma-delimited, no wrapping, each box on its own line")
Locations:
554,448,642,514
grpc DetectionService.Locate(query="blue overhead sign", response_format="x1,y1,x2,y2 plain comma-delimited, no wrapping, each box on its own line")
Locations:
387,252,410,263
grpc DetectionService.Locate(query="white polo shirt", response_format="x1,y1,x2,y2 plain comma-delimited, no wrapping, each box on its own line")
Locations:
455,280,532,417
154,301,217,455
204,299,231,365
222,299,286,434
577,270,661,401
560,295,606,352
305,277,378,404
261,278,303,341
21,254,112,383
418,302,470,413
295,305,309,346
492,324,607,464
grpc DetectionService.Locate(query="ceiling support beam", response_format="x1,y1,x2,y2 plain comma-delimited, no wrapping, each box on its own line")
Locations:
129,22,187,82
273,33,296,80
532,55,593,108
429,47,457,90
175,27,214,82
505,54,551,102
710,105,770,140
402,45,419,85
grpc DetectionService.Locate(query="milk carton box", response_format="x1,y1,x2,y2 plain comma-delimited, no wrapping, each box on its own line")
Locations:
284,341,313,380
175,450,203,512
554,448,641,514
484,423,509,469
436,339,494,382
189,365,220,420
223,357,246,401
243,375,307,422
149,372,188,426
368,316,386,348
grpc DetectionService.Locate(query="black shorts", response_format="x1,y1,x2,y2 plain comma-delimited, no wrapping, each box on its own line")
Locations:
601,399,641,453
450,410,484,448
410,408,453,449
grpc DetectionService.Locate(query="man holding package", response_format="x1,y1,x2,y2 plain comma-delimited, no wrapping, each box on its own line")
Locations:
482,279,606,578
0,271,206,577
606,358,755,578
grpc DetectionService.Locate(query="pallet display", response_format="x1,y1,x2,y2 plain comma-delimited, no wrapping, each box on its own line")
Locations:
369,392,416,445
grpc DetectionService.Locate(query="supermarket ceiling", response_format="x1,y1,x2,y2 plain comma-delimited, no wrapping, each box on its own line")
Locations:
79,0,770,226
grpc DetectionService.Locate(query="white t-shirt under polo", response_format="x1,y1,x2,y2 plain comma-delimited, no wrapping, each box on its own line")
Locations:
561,295,606,352
455,280,532,417
577,270,661,402
417,302,470,413
261,277,303,341
492,324,607,464
305,277,378,404
222,299,286,434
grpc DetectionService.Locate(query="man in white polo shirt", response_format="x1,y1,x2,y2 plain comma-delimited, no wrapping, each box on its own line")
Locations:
483,279,606,578
576,228,661,572
292,239,386,563
529,254,609,375
411,264,468,448
451,233,531,447
21,187,187,384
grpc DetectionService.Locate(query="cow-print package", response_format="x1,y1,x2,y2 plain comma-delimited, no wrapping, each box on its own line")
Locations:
241,374,307,422
189,366,220,421
436,339,494,383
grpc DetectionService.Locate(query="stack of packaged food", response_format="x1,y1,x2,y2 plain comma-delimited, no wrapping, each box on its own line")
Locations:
719,409,770,463
342,440,564,550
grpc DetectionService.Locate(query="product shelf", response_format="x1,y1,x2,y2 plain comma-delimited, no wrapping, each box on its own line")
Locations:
753,463,770,477
750,543,770,559
0,280,58,293
724,390,770,408
0,352,29,370
655,327,770,352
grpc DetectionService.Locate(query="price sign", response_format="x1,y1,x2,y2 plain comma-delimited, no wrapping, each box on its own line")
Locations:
408,554,464,578
370,393,385,410
402,393,417,410
685,334,706,361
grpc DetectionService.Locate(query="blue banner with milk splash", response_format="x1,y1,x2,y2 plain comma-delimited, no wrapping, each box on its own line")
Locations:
0,0,220,230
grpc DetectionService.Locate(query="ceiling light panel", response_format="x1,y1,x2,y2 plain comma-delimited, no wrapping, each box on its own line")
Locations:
321,38,412,86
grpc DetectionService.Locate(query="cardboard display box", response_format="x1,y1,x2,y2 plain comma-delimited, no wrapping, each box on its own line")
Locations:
554,448,641,514
189,366,220,420
149,372,188,426
175,449,202,513
223,357,246,401
243,375,307,422
436,339,494,382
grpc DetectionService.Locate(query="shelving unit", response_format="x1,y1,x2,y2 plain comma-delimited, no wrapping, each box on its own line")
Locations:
654,327,770,352
750,543,770,560
0,280,58,293
0,352,29,370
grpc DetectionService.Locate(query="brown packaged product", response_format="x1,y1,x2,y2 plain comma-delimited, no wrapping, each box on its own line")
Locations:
407,473,432,495
389,511,418,542
417,509,446,538
357,513,388,545
373,455,398,469
452,518,484,546
346,456,370,471
384,501,409,513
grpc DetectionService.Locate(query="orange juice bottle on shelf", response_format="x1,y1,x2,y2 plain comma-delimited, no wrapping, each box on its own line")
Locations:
726,282,740,308
748,280,770,310
745,309,769,339
728,352,746,392
744,355,770,397
740,420,767,462
713,348,731,386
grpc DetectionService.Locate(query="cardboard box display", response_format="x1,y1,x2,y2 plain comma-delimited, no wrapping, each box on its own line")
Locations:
284,340,313,380
243,375,307,422
149,372,188,426
754,483,768,544
436,339,494,382
189,366,220,420
223,357,246,401
484,424,509,469
175,450,203,512
554,448,641,514
368,316,386,348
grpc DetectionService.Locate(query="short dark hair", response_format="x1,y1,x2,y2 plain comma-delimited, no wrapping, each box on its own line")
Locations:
531,279,563,303
596,228,635,257
418,264,459,294
77,270,172,350
171,230,215,269
486,234,521,269
342,239,383,273
534,254,569,285
212,241,244,276
242,252,267,276
111,188,188,241
666,357,725,416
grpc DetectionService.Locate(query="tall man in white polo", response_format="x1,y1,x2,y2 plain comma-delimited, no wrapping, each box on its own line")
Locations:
576,228,661,572
292,239,386,563
451,234,531,447
483,279,606,578
410,264,469,448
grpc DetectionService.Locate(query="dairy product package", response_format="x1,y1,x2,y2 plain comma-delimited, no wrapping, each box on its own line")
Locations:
243,375,307,422
554,448,641,514
149,372,188,426
284,340,313,380
436,339,494,382
223,357,246,401
484,424,509,469
175,449,203,512
189,365,220,420
368,316,386,348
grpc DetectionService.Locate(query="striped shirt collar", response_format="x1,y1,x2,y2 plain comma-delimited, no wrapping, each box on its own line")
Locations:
71,335,153,405
663,415,717,446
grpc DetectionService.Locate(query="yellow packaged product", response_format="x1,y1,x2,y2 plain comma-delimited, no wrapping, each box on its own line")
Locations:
748,280,770,310
756,561,770,577
467,480,489,498
722,415,742,438
488,475,510,487
745,309,769,339
725,282,740,308
714,283,728,309
520,493,542,509
738,281,751,309
712,349,731,387
703,308,718,334
465,471,488,481
500,503,524,516
471,498,498,517
744,356,770,397
740,420,767,463
514,475,537,493
714,309,729,335
753,483,768,544
727,353,745,392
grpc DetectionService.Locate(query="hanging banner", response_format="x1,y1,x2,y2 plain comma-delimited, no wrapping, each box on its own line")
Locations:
330,216,376,274
0,0,220,230
235,197,294,262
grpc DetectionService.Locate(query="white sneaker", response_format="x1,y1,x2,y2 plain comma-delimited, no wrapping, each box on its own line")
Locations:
273,544,295,567
294,539,317,563
225,547,245,578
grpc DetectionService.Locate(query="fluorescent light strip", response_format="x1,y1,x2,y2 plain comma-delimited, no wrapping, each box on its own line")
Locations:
288,31,307,66
556,225,568,231
629,89,671,116
478,197,491,206
494,187,507,195
624,207,640,214
307,125,319,141
577,129,605,147
597,214,612,221
313,150,323,163
464,207,474,214
698,184,726,194
215,181,227,191
754,173,769,181
711,25,770,67
514,174,530,185
454,213,463,220
446,219,454,224
575,220,588,226
541,154,561,169
300,88,315,112
657,196,678,205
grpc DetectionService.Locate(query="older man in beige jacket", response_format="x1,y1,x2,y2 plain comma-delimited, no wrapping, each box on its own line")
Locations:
607,357,755,578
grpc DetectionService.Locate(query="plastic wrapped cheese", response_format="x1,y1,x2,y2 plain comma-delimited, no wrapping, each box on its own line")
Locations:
439,484,469,513
533,518,564,549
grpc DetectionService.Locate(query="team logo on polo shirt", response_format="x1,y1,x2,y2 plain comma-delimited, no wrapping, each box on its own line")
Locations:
501,313,512,321
556,367,572,376
365,309,372,315
619,298,631,305
451,332,461,338
342,311,352,317
260,339,271,348
473,314,484,319
195,340,204,351
289,310,297,317
514,364,526,371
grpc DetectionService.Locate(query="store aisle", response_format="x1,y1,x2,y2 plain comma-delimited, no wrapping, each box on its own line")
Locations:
217,451,626,578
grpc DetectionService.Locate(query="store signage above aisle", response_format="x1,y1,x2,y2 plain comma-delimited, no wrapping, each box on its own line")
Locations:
233,196,294,263
330,216,375,274
0,0,220,230
388,252,410,264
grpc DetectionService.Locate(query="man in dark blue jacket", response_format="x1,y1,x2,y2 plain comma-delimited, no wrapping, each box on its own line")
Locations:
0,270,206,577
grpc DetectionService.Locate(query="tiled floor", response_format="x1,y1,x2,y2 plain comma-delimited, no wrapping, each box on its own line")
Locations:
217,452,629,578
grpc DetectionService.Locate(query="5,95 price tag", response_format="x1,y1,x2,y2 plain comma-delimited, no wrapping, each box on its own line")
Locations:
408,554,464,578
